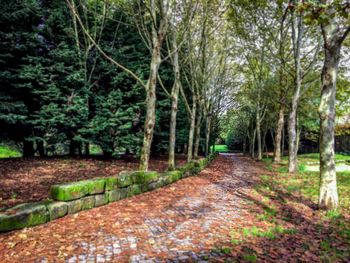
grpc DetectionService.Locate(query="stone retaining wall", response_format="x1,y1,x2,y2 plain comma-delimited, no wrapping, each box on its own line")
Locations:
0,153,217,232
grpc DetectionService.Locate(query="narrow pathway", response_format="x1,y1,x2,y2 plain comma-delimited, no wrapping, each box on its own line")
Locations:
0,154,262,262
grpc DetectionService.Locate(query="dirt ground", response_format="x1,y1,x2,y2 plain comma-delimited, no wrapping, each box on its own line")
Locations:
1,154,349,262
0,155,186,209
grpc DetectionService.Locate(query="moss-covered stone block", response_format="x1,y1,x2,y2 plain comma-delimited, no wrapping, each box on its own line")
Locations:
117,172,133,188
148,180,164,191
47,202,68,220
94,193,109,207
0,202,49,232
158,174,173,186
81,196,95,210
107,188,128,202
198,158,208,169
179,162,196,177
165,170,183,183
67,199,82,214
105,176,118,191
192,162,202,174
127,184,142,197
131,171,159,184
87,178,106,194
51,181,90,201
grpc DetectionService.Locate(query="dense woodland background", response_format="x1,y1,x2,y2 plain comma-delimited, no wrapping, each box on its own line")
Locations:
0,0,216,158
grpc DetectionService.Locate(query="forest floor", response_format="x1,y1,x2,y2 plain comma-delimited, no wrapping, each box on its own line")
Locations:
1,154,350,262
0,156,186,209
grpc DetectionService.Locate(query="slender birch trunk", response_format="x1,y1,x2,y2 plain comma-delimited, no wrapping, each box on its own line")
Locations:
194,108,203,159
256,111,262,160
187,95,197,162
273,105,285,163
288,6,303,173
140,1,168,171
318,44,340,209
252,128,256,159
317,1,349,210
168,33,181,170
205,114,211,157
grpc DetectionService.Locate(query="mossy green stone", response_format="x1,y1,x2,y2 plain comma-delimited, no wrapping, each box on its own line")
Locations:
107,188,128,202
47,202,68,220
81,196,95,210
67,199,82,214
144,171,159,183
159,174,172,185
165,170,183,182
94,193,109,207
88,178,106,194
198,158,208,169
131,171,159,184
105,177,118,190
180,162,196,177
148,180,164,190
117,172,133,187
51,181,89,201
0,202,49,232
192,162,202,174
127,184,142,197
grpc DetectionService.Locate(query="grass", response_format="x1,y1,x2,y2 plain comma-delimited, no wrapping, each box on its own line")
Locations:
0,145,21,158
263,152,350,166
211,144,229,153
256,159,350,261
263,165,350,212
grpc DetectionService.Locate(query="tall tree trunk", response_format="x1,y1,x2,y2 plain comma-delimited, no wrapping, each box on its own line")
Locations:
288,8,303,173
187,95,196,162
282,124,285,157
262,128,267,158
243,136,247,154
256,112,262,160
252,128,256,159
168,34,181,170
273,104,285,163
139,59,159,171
288,99,299,173
205,115,212,157
318,41,341,210
194,108,203,159
139,6,167,171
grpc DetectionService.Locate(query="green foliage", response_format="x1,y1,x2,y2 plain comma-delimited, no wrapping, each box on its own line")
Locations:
0,0,191,158
211,144,229,153
0,145,21,158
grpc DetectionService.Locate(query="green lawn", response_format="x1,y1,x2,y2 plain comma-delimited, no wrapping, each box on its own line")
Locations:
211,144,229,153
0,145,21,158
256,157,350,261
262,154,350,213
263,152,350,166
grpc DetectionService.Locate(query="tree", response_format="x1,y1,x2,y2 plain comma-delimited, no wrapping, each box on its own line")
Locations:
306,0,350,209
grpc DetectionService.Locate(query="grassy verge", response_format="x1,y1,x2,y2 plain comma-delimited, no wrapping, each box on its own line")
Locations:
0,145,21,158
222,155,350,261
211,144,229,153
263,152,350,166
262,155,350,213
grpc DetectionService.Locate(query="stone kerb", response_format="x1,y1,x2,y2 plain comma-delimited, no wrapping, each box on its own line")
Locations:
0,153,218,232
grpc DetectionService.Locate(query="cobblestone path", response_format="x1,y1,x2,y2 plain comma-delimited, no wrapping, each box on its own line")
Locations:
0,154,262,262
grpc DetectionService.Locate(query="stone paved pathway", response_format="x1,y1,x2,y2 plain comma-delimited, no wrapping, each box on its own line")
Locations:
0,154,262,262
